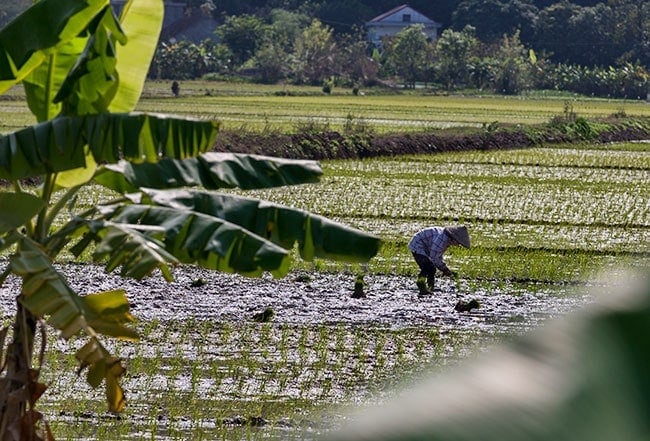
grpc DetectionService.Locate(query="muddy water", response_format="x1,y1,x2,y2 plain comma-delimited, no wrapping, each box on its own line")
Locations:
0,262,597,439
0,262,592,334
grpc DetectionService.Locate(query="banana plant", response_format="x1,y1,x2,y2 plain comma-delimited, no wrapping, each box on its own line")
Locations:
0,0,380,438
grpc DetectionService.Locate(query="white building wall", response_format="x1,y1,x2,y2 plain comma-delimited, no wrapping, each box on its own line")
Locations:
366,6,441,47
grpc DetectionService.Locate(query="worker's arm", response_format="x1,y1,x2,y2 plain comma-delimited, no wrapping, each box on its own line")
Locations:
430,254,454,277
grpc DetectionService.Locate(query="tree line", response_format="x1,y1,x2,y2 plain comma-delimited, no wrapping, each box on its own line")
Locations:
1,0,647,97
4,0,645,68
178,0,648,68
151,9,648,99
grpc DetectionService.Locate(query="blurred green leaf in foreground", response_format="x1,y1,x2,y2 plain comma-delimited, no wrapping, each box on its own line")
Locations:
328,269,650,441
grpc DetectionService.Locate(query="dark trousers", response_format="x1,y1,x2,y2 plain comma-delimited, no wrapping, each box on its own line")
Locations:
412,252,436,288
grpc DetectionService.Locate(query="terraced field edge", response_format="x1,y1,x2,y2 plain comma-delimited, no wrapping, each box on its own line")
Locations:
213,117,650,160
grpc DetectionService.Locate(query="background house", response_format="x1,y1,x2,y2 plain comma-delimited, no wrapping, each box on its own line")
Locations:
366,4,441,47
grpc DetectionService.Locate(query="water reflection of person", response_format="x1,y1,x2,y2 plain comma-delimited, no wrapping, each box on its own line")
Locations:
408,225,470,295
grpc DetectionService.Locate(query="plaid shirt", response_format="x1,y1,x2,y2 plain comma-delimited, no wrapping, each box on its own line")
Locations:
408,227,453,273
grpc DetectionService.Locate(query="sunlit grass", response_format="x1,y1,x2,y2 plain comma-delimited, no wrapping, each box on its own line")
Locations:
135,94,650,134
5,81,650,135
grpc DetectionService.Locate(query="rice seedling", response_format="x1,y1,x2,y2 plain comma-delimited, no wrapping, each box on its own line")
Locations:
231,141,648,284
39,319,479,439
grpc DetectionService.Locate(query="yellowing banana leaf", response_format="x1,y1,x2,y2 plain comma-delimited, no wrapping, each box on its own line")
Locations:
94,152,323,193
141,188,382,263
0,0,108,94
0,113,219,180
100,203,291,277
81,290,137,340
109,0,164,112
11,239,138,341
0,192,44,233
76,338,127,413
9,239,136,413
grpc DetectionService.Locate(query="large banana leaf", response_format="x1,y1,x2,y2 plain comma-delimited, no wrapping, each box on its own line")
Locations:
10,239,136,412
0,193,44,233
109,0,164,112
44,216,177,280
54,6,126,116
98,203,291,277
0,113,219,180
21,0,162,120
94,152,323,193
0,0,108,94
138,188,381,263
82,222,177,281
23,36,88,122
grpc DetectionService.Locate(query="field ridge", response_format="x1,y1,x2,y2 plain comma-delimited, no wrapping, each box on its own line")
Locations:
213,117,650,160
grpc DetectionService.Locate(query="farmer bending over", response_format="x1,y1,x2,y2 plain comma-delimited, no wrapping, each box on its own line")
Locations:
408,225,470,295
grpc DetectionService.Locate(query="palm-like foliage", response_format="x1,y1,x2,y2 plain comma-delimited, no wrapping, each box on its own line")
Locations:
0,0,379,438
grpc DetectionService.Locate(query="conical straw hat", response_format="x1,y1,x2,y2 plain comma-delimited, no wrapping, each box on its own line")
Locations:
445,225,470,248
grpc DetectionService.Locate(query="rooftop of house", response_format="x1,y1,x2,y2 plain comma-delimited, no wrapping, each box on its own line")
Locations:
367,4,439,25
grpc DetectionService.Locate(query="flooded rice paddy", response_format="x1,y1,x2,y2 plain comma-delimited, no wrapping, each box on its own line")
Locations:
0,263,595,440
0,140,645,439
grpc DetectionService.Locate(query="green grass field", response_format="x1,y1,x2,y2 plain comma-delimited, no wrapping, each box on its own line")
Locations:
138,82,650,133
4,80,650,135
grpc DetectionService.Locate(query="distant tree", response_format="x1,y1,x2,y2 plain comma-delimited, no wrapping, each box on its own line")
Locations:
268,8,311,51
531,1,642,67
452,0,538,43
492,31,533,94
570,4,619,66
292,19,338,85
383,25,433,88
151,40,231,79
608,0,650,66
335,29,379,87
249,8,311,83
215,14,268,65
467,56,499,89
434,25,478,88
533,2,585,64
253,39,291,83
